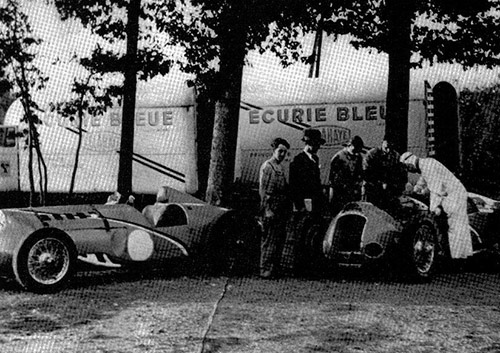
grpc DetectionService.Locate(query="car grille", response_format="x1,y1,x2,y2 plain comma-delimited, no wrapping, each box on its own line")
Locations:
334,214,366,252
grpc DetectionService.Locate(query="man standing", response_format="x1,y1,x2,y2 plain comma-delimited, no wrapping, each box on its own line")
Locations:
285,128,325,275
363,136,406,210
259,137,291,279
329,135,365,215
399,152,473,259
289,128,325,214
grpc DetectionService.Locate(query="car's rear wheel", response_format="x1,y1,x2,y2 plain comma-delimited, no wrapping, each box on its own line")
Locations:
13,231,77,293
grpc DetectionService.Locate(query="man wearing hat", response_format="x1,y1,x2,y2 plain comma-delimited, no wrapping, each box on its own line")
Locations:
328,135,365,215
399,152,473,259
363,136,406,210
289,128,325,214
284,128,326,275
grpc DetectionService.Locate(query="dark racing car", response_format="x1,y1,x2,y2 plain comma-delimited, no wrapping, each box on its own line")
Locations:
321,192,500,280
0,187,260,292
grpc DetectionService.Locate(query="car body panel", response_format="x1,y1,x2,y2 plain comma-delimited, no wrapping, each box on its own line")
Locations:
467,193,500,251
323,202,402,266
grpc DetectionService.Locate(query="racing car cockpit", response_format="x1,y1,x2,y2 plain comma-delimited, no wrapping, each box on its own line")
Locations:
142,187,188,228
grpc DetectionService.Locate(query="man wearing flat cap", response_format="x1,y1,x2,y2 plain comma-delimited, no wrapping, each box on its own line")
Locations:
329,135,365,215
284,128,326,275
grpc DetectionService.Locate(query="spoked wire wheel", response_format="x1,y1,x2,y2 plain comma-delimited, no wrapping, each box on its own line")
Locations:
14,232,76,292
411,223,436,279
27,237,71,285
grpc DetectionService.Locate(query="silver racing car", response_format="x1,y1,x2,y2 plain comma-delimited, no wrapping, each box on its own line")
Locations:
321,192,500,280
0,187,259,292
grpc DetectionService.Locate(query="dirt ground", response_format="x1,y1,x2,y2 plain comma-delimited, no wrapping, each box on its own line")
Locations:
1,267,500,353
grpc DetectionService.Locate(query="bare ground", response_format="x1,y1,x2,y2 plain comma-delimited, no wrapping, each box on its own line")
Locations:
1,268,500,353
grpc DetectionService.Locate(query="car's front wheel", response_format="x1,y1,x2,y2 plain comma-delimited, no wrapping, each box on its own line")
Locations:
406,221,438,281
207,213,261,276
13,231,77,293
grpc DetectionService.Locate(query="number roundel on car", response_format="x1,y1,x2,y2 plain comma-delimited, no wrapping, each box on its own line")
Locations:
127,229,154,261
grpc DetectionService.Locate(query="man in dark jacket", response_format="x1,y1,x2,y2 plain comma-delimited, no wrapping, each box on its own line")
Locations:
289,128,325,214
329,135,365,215
363,136,406,211
283,128,325,275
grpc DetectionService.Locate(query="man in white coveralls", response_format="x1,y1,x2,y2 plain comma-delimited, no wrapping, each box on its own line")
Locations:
400,152,473,259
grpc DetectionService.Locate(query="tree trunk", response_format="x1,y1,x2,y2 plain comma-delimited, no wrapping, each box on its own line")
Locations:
27,120,35,206
194,87,215,200
205,15,247,206
69,110,84,196
385,0,414,153
117,0,140,197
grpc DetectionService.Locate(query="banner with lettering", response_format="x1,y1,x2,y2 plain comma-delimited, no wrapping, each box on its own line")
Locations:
5,105,197,194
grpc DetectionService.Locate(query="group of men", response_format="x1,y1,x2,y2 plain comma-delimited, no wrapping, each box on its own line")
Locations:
258,128,473,279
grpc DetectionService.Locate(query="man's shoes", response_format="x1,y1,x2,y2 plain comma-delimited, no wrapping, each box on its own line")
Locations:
260,270,273,279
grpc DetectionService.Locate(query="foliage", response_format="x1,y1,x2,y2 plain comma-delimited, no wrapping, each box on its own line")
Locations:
144,0,500,77
318,0,498,67
147,0,356,88
53,0,174,81
0,0,49,206
459,84,500,198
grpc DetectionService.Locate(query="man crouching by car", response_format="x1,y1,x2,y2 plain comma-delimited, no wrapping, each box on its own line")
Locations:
400,152,473,260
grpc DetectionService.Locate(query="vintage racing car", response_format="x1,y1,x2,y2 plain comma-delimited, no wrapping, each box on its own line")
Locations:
321,192,500,280
0,187,260,292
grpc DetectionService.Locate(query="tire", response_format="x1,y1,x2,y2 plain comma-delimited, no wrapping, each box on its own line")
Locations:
207,213,261,276
13,230,77,293
301,221,331,275
405,220,438,281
